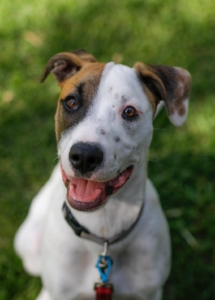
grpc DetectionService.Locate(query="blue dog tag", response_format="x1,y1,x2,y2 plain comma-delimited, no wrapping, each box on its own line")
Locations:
96,255,113,283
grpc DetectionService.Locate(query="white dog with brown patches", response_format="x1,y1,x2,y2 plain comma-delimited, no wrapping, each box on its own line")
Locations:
14,50,191,300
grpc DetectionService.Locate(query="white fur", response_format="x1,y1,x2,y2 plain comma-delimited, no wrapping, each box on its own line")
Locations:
14,63,173,300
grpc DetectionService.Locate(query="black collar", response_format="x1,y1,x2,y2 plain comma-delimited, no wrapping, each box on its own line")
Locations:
62,201,144,245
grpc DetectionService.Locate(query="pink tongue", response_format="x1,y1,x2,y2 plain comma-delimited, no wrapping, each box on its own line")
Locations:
68,178,105,203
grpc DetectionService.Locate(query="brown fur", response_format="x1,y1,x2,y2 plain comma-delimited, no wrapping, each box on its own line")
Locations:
134,62,191,117
55,62,106,140
40,50,105,140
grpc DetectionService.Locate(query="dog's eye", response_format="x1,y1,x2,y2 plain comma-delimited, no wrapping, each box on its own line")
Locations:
122,106,138,120
64,96,79,111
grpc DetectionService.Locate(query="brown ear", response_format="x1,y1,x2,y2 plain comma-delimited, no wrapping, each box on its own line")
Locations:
134,62,191,126
40,49,97,83
71,49,97,63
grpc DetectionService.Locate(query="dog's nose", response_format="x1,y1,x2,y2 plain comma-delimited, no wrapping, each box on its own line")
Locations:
69,142,103,174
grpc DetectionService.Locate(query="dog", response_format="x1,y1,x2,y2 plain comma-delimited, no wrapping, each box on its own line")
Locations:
14,49,191,300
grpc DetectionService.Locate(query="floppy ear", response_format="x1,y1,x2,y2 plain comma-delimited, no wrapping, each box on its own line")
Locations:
134,62,191,126
40,49,97,83
71,49,97,63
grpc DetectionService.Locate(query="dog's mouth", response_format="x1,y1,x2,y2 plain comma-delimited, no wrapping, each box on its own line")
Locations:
61,165,134,212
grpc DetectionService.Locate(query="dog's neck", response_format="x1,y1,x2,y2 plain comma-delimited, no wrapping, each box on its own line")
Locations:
70,159,147,240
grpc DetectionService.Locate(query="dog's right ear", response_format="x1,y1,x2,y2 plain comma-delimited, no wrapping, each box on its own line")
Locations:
40,49,97,84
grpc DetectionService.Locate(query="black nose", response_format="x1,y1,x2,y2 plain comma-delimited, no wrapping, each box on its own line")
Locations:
69,142,104,175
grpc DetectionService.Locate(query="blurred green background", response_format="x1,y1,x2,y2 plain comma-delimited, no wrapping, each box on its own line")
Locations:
0,0,214,299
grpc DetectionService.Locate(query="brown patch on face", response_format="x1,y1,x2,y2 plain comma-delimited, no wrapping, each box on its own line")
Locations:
141,85,157,114
55,62,106,140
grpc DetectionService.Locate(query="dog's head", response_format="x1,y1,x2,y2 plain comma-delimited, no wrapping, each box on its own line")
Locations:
41,49,191,212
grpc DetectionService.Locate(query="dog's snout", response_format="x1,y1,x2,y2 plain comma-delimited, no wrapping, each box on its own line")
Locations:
69,142,103,174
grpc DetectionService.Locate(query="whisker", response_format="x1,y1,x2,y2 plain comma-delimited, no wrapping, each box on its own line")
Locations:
153,127,166,131
148,159,160,164
52,153,59,162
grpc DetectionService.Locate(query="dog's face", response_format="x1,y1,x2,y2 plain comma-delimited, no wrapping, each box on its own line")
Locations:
41,50,191,212
58,63,154,211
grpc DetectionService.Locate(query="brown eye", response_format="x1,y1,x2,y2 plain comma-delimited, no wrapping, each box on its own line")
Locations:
122,106,138,120
63,96,79,111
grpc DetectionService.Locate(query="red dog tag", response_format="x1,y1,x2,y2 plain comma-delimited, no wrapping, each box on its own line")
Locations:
94,282,113,300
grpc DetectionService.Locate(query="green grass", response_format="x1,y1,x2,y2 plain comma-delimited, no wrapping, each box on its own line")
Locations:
0,0,214,299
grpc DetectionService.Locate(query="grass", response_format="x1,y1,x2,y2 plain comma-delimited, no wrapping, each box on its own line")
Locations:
0,0,215,299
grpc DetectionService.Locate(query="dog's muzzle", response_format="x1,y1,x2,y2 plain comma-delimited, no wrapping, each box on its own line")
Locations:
61,143,134,212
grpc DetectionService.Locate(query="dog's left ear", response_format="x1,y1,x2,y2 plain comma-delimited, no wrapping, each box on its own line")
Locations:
134,62,191,126
40,49,97,84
